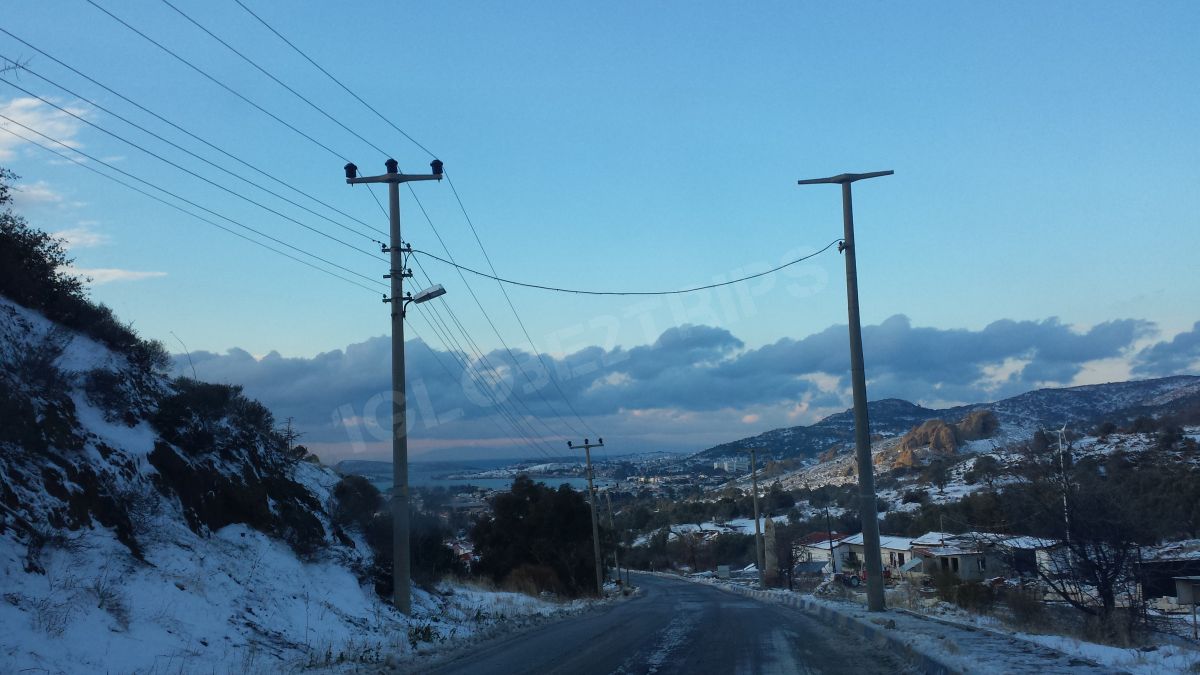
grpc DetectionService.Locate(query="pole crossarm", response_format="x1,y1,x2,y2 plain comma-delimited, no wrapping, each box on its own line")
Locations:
347,174,441,185
796,170,893,185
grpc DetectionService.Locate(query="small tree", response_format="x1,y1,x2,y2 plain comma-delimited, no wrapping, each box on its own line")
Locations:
471,476,599,596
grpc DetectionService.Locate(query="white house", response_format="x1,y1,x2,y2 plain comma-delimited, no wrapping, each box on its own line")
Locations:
839,533,916,572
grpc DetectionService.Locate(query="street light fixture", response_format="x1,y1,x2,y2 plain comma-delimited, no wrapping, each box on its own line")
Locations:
404,284,446,313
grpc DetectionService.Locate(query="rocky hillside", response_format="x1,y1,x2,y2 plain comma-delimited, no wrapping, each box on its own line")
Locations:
694,376,1200,461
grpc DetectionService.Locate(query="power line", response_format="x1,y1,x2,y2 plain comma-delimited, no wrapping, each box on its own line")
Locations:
404,276,562,459
0,77,382,261
13,109,552,456
0,112,386,289
410,255,572,448
222,4,596,439
0,124,381,294
412,239,844,296
84,0,348,162
159,0,391,159
403,317,554,460
407,300,559,460
446,173,598,437
364,183,583,444
403,189,589,440
231,0,437,159
0,27,388,239
0,56,385,246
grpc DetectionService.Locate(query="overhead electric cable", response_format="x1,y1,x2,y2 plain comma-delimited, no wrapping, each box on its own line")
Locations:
84,0,348,162
403,189,586,440
159,0,390,159
403,275,562,458
0,28,388,239
231,0,436,159
0,124,381,294
363,184,578,446
0,113,385,288
404,315,556,460
411,239,844,296
409,254,575,444
408,302,559,459
0,78,382,260
445,174,598,436
1,57,385,245
226,5,596,438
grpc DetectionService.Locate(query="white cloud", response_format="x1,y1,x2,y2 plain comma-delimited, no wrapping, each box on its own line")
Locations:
66,267,167,284
10,180,64,208
52,224,109,248
0,97,87,160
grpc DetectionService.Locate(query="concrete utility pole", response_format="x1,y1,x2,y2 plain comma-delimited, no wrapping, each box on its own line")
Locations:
745,447,766,588
604,488,621,584
345,158,443,615
568,438,605,595
797,170,892,612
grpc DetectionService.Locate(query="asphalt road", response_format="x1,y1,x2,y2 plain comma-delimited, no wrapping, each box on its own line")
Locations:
424,574,910,675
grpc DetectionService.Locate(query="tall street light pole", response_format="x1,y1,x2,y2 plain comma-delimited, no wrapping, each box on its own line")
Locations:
797,170,892,612
345,158,443,614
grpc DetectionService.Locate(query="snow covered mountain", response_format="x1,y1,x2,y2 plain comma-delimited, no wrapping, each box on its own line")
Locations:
694,376,1200,461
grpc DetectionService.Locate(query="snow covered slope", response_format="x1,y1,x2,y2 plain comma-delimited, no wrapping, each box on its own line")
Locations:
0,297,575,672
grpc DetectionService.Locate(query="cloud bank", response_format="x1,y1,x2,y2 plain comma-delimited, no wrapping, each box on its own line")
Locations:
172,314,1193,461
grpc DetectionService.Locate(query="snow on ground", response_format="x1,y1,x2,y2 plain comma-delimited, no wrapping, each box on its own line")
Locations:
676,574,1200,674
633,515,791,545
0,520,591,673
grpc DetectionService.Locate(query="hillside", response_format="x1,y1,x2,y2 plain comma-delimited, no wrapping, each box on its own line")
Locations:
694,376,1200,461
0,292,579,671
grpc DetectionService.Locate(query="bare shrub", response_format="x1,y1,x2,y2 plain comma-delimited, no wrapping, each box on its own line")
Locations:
504,564,565,597
29,593,72,636
1005,586,1045,626
87,567,131,631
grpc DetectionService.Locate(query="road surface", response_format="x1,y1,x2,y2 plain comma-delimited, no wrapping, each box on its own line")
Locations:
424,574,911,675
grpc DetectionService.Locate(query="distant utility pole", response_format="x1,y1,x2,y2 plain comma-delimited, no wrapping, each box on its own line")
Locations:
809,482,838,574
744,447,766,588
568,437,605,595
604,488,621,584
345,158,444,615
797,170,893,612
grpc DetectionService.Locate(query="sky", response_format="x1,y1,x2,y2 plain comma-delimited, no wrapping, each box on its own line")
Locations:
2,1,1198,462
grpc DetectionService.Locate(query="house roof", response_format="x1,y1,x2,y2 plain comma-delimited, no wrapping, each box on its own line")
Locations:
925,546,981,557
1143,539,1200,562
912,531,1056,550
840,533,914,551
912,531,956,546
800,531,844,545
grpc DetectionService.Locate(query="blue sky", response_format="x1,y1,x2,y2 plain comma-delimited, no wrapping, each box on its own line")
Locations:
3,1,1198,461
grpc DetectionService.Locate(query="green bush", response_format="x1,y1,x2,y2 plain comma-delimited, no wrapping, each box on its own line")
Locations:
332,475,382,531
0,168,169,373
